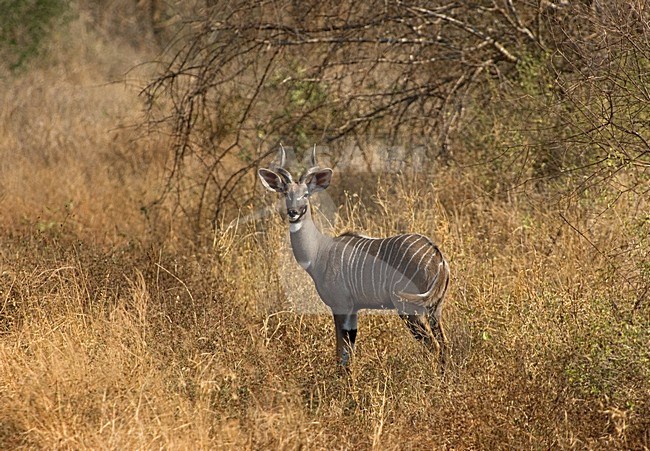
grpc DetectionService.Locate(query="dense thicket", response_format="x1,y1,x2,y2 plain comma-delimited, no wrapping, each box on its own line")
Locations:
145,0,649,224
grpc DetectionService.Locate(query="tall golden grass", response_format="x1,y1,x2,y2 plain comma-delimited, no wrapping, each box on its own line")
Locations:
1,7,648,450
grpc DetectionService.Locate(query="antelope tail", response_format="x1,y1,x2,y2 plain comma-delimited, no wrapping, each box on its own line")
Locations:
395,261,447,304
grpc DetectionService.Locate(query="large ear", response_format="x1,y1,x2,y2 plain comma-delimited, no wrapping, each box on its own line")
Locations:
258,168,287,193
305,168,332,194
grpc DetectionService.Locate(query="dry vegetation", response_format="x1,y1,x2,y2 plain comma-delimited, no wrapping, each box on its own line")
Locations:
1,1,649,449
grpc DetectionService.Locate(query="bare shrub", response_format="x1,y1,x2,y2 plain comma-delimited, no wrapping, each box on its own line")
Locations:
461,0,650,311
144,0,550,227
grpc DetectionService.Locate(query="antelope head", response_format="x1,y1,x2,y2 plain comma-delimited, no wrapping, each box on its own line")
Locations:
258,145,332,225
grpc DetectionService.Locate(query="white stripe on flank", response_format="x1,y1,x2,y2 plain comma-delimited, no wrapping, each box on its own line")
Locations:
377,237,392,292
357,238,374,300
339,237,353,280
422,247,437,277
353,238,368,299
348,238,364,298
381,235,401,295
371,238,386,299
389,235,425,293
394,242,431,295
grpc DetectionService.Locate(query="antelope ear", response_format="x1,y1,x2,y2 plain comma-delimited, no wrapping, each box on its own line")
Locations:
258,168,287,193
305,168,332,194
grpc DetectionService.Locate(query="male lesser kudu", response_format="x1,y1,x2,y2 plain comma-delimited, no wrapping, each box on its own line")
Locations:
258,146,450,370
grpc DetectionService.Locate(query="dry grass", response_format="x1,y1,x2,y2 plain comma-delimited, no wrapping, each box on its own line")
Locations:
1,7,649,451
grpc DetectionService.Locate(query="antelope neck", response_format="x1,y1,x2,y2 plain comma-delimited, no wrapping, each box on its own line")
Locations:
288,207,332,272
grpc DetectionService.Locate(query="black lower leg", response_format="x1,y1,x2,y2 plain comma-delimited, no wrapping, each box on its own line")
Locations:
342,328,357,348
340,329,357,367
